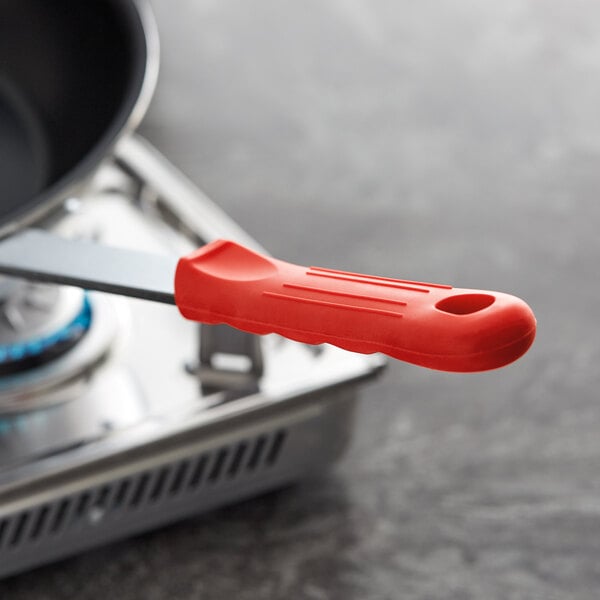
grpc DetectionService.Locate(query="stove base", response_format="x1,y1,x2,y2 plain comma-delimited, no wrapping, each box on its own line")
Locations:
0,384,362,578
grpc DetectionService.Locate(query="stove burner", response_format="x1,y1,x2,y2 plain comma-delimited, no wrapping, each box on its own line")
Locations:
0,290,121,417
0,294,91,375
0,281,92,377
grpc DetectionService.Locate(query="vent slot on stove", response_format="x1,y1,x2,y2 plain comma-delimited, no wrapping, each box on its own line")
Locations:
0,429,287,554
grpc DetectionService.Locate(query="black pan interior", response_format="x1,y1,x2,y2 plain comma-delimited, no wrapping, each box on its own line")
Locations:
0,0,148,227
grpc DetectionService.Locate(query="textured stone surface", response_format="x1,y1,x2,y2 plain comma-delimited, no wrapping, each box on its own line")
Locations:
3,0,600,598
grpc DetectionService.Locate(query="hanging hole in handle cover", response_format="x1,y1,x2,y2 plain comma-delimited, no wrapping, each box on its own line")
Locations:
435,293,495,315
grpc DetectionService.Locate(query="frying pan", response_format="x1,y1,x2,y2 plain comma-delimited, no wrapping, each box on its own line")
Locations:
0,0,536,372
0,0,155,234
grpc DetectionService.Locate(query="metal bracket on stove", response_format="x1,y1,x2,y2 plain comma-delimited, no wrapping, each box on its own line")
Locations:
195,323,264,395
112,134,265,391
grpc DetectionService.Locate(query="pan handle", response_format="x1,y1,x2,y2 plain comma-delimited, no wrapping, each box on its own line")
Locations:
0,229,536,372
175,239,536,372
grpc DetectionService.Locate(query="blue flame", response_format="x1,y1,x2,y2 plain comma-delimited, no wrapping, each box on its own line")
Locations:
0,294,92,365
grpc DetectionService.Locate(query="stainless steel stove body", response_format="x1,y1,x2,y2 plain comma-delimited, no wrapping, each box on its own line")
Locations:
0,136,384,578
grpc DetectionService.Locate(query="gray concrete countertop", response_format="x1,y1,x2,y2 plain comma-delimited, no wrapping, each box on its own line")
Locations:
3,1,600,598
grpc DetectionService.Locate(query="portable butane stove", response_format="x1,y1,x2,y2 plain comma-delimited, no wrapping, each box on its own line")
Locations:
0,136,384,578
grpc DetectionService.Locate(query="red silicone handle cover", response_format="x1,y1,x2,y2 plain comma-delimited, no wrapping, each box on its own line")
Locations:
174,239,536,372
